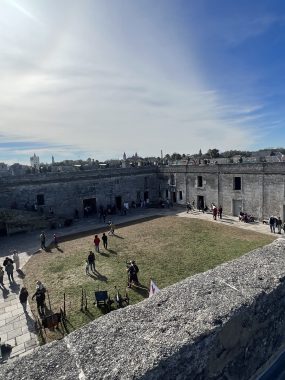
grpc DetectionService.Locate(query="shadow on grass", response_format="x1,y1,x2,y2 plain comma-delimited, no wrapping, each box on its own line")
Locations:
131,283,149,298
55,246,64,253
82,309,95,320
88,270,108,282
107,249,117,255
113,234,124,239
100,251,110,257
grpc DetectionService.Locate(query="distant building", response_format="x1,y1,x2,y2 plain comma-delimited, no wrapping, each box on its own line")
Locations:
30,154,40,170
52,156,55,165
9,163,29,176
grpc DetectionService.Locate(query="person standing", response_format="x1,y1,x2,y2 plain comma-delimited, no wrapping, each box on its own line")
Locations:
127,261,139,288
5,261,14,282
102,233,108,249
213,205,218,221
94,235,100,253
269,216,276,233
40,231,46,250
276,217,282,234
0,266,5,288
19,287,29,312
186,202,191,213
12,250,20,271
32,288,46,316
218,206,223,219
88,251,96,272
85,259,90,275
53,234,59,247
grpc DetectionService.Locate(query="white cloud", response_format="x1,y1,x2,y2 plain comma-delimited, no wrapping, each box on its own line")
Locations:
0,1,261,162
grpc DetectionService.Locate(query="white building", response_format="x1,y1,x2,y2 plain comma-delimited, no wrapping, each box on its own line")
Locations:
30,153,40,170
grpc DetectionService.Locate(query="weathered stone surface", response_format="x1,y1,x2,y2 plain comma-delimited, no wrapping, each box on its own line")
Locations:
2,239,285,379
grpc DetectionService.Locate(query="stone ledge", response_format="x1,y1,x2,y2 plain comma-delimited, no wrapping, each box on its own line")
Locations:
2,239,285,380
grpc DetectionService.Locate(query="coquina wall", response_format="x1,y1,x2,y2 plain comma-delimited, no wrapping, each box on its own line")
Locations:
2,239,285,380
2,162,285,220
159,163,285,220
0,167,159,217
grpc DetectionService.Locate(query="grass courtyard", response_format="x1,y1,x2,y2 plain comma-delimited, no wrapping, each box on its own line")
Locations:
23,216,274,341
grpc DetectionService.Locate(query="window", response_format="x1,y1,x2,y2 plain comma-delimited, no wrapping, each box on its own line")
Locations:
170,174,175,186
179,191,183,200
37,194,45,205
233,177,241,190
144,177,148,188
197,176,203,187
166,189,169,198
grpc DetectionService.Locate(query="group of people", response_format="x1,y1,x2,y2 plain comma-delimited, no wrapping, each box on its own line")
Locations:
40,232,59,250
268,215,284,234
212,204,223,220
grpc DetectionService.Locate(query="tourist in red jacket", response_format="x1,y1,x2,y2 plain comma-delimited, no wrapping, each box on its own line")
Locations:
94,235,100,253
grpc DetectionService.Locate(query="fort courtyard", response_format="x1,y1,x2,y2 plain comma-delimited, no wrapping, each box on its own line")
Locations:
22,214,274,342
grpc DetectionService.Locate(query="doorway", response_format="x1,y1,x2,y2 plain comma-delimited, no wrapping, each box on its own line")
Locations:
232,199,242,216
144,191,149,201
197,196,204,210
115,196,122,210
83,197,97,216
171,191,177,203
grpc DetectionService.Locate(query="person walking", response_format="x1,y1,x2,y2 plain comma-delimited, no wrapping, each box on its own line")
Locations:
88,251,96,272
32,288,46,316
102,233,108,249
19,287,29,312
5,261,14,282
0,266,5,288
94,235,100,253
40,231,46,250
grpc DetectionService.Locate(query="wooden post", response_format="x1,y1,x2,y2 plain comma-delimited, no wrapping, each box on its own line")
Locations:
63,292,66,317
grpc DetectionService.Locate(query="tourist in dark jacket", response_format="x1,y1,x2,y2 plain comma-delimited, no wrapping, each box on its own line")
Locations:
19,287,29,312
88,251,96,272
102,233,108,249
5,261,14,282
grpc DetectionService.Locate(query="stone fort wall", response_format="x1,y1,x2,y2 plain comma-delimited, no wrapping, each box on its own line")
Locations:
159,163,285,220
2,239,285,380
2,162,285,220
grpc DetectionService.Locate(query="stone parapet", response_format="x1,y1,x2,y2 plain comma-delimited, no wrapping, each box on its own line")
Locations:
2,239,285,379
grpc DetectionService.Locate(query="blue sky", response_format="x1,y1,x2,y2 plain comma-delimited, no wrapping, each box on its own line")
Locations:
1,0,285,164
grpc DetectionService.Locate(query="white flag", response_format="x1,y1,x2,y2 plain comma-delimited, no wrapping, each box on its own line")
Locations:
149,280,160,297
